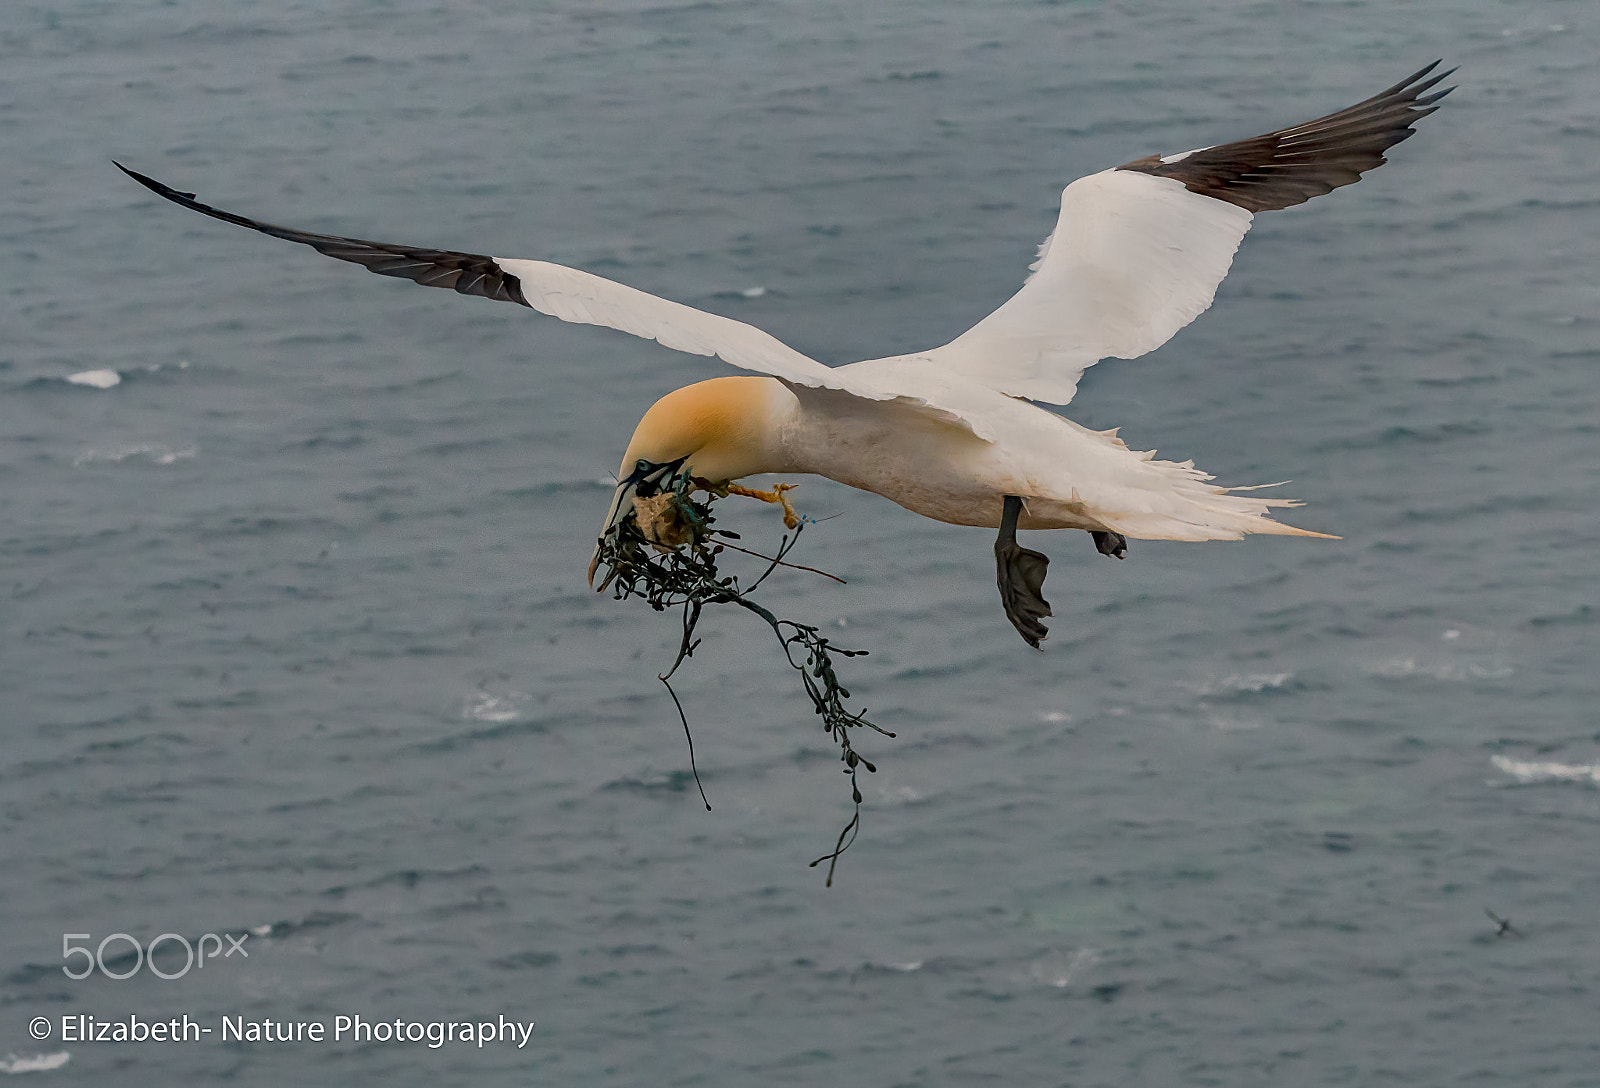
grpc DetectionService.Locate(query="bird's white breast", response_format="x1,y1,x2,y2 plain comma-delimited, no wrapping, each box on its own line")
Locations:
777,379,1105,530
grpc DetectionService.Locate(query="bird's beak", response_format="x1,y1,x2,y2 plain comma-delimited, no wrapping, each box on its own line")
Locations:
587,456,690,589
587,478,638,588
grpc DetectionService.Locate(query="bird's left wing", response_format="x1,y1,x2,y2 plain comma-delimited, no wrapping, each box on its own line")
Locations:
911,62,1453,404
114,162,979,430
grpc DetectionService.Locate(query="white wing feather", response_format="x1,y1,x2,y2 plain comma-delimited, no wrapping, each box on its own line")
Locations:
494,257,994,438
496,258,836,389
915,170,1254,404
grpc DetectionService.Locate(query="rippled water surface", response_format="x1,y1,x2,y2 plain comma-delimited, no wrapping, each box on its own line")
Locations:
4,2,1599,1084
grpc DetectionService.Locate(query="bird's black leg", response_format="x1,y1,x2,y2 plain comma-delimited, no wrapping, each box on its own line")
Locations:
1091,529,1127,559
995,495,1052,649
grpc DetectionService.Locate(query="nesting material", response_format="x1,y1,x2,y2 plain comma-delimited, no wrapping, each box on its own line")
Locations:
632,492,699,549
593,468,890,885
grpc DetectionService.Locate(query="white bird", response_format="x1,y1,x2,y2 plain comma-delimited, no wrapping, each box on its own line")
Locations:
118,62,1451,647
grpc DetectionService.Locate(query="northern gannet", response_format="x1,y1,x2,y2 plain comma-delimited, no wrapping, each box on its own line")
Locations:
117,62,1452,646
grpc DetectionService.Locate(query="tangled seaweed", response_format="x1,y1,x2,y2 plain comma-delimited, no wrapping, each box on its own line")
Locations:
591,463,892,885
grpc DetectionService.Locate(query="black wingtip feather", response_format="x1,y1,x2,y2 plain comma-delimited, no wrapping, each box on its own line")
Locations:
1116,62,1454,212
116,160,199,201
115,162,533,309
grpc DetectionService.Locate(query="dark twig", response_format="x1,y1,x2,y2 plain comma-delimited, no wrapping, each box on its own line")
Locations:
660,676,711,811
592,464,892,884
714,540,848,584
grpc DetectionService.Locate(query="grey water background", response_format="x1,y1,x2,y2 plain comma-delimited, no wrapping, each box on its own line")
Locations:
3,0,1598,1083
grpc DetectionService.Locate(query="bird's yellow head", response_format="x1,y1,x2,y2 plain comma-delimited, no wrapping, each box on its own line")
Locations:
589,376,794,585
615,375,790,485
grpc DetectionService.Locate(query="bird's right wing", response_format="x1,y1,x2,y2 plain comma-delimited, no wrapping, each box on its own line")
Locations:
906,62,1453,405
115,163,984,433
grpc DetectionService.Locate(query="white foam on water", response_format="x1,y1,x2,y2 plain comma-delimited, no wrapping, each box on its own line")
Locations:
72,443,196,467
1375,658,1513,682
1027,947,1099,989
1491,755,1600,786
1199,672,1292,696
66,369,120,389
1204,711,1264,733
0,1052,71,1074
465,690,529,723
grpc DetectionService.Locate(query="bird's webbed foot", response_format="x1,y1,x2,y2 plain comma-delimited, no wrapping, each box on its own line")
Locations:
700,478,802,529
995,495,1052,649
1091,529,1127,559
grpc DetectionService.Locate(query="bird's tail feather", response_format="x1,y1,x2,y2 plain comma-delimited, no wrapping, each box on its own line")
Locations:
1080,443,1339,542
